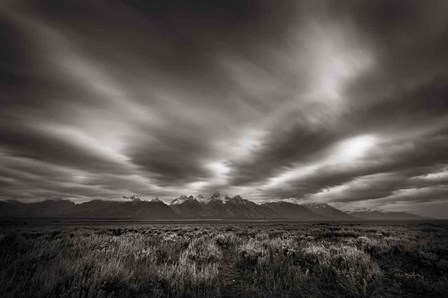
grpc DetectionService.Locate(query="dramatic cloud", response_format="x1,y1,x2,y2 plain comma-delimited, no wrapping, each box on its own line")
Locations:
1,0,448,217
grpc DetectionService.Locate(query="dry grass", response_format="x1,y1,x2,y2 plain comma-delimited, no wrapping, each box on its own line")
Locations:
0,222,447,297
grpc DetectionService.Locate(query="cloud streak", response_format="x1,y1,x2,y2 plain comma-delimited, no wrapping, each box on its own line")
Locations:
1,0,448,217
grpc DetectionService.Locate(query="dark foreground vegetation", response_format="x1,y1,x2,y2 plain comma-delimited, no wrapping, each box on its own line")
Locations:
1,222,447,297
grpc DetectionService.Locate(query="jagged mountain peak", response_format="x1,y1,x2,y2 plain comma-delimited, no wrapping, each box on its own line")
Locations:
170,194,195,205
210,191,222,199
207,193,251,205
170,192,254,208
281,198,299,204
171,194,215,205
195,194,210,204
208,192,228,203
304,203,331,208
226,195,250,205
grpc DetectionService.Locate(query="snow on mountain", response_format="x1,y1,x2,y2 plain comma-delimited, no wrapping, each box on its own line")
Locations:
169,192,278,218
207,192,233,204
305,203,329,209
281,198,299,203
195,194,210,204
170,195,195,205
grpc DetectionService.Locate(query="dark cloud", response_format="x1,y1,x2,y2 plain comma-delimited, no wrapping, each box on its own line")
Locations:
229,118,345,185
129,127,214,185
0,124,129,174
0,1,448,217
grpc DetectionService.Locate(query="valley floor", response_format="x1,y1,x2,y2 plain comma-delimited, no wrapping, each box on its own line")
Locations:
1,222,447,297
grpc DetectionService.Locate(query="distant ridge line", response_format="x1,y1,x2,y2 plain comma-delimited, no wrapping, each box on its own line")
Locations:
0,194,424,220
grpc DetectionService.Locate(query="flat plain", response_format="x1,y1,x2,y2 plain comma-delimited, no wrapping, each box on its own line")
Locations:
1,221,447,297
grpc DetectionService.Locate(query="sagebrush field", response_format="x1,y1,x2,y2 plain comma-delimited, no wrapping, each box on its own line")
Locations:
1,222,447,297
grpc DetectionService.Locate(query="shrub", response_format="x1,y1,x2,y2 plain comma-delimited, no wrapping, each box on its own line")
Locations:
301,243,383,297
214,232,242,248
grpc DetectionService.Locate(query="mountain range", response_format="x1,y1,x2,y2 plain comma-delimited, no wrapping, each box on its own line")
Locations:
0,192,424,221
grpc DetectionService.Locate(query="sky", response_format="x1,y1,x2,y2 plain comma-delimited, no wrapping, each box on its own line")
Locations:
1,0,448,218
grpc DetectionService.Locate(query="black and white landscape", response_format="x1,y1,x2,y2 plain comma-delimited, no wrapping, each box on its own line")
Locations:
1,1,448,297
